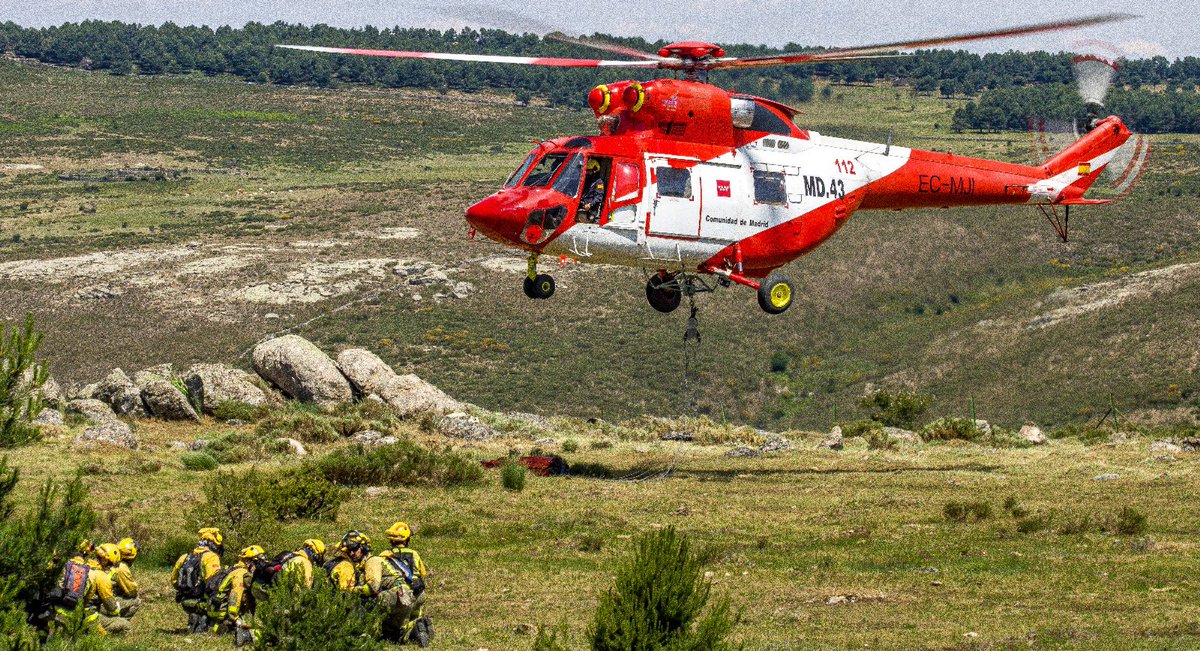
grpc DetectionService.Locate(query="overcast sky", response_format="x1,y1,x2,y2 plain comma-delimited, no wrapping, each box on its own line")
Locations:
6,0,1197,58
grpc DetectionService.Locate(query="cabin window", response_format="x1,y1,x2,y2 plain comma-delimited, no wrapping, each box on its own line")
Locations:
523,153,569,187
753,170,788,205
749,103,792,136
611,162,642,203
551,153,585,197
505,151,537,187
656,167,692,199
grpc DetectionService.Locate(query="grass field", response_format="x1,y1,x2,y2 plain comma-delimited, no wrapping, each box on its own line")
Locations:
1,58,1198,430
7,416,1200,650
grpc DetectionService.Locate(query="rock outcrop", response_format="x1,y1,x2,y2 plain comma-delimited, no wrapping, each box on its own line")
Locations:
252,335,353,407
1019,424,1047,445
134,371,200,421
438,412,498,440
820,426,844,451
336,348,458,417
67,399,137,449
182,363,269,413
94,368,147,417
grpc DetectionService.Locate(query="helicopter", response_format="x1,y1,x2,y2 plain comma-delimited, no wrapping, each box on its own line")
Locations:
279,13,1137,315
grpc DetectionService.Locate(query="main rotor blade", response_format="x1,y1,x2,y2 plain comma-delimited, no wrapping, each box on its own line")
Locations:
275,44,662,68
544,32,664,61
708,13,1136,70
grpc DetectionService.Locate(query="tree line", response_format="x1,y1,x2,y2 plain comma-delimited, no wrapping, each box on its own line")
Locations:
1,21,1198,132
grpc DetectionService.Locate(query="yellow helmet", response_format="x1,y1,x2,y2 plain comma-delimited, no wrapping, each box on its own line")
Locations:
116,538,139,562
341,531,371,555
95,543,121,566
301,539,326,559
385,522,412,545
239,545,267,562
76,539,95,556
198,527,223,546
586,159,601,173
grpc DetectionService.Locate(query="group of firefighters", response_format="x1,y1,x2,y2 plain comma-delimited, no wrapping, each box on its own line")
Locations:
50,522,432,647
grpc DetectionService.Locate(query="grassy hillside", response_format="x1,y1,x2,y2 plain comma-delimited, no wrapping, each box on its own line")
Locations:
0,59,1197,431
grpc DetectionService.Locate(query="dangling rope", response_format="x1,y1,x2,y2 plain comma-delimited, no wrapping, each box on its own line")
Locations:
682,296,701,414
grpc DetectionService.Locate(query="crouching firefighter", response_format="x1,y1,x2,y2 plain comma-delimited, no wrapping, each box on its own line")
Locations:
208,545,274,647
280,539,326,588
46,543,130,635
109,538,142,618
171,527,224,633
326,531,371,592
361,522,432,646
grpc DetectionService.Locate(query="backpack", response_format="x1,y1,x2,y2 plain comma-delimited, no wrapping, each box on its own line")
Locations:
251,558,285,588
174,552,207,599
323,558,344,580
205,567,233,605
386,553,425,597
54,560,91,609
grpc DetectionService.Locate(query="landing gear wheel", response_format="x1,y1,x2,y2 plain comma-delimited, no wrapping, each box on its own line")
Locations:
757,273,794,314
646,273,682,313
524,274,555,299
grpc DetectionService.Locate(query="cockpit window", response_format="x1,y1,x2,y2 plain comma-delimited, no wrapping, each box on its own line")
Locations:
523,153,570,187
748,102,793,136
551,153,585,198
505,151,538,187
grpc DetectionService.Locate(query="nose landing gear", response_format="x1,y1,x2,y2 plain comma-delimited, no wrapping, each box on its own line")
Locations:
522,253,556,299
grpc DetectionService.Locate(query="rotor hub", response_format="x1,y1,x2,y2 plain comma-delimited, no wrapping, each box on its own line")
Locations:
657,42,726,61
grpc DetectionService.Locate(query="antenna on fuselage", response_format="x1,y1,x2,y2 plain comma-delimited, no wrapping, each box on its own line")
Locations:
885,128,894,156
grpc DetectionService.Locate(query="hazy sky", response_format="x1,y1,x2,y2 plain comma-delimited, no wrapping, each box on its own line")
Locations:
5,0,1198,58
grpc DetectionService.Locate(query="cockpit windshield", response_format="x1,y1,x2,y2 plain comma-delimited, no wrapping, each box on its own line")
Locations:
551,153,585,198
505,151,538,187
523,152,570,187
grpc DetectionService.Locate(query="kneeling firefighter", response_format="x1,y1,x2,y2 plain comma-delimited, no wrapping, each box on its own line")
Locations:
171,527,224,633
47,543,130,635
359,522,432,646
280,539,326,588
325,531,371,592
109,538,141,618
207,545,273,647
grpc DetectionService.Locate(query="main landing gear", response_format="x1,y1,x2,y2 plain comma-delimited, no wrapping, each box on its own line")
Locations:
522,253,555,300
644,269,795,315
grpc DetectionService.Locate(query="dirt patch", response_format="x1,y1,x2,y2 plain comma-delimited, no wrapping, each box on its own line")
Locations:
231,258,397,305
1025,262,1200,330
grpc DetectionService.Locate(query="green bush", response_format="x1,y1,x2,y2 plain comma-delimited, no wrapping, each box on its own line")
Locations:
0,314,48,449
188,466,348,553
203,431,290,464
255,404,339,443
1049,424,1113,445
253,578,384,651
590,439,613,450
1057,514,1092,535
561,439,580,453
861,389,930,429
313,441,483,487
1016,513,1053,534
943,500,991,522
865,430,897,451
180,451,219,471
589,526,739,651
920,417,979,442
1003,496,1030,519
144,535,197,569
839,420,883,438
578,533,604,553
0,457,97,646
533,628,572,651
501,460,527,492
1109,506,1148,536
769,351,789,373
213,400,262,422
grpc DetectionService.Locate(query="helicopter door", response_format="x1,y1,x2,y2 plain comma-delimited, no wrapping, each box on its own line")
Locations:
647,159,700,239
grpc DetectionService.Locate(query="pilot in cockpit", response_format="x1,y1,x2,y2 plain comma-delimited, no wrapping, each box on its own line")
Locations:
579,159,606,223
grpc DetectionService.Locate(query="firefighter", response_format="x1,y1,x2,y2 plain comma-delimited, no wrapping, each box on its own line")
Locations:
108,538,141,618
280,539,326,588
206,546,263,643
579,159,606,222
49,543,130,635
325,531,370,592
170,527,224,633
361,522,432,645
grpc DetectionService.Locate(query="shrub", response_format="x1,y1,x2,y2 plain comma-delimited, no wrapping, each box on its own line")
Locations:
145,535,196,569
0,457,97,645
501,459,527,492
1003,496,1030,519
314,441,483,487
561,439,580,453
920,418,979,442
0,314,48,449
1109,506,1148,536
589,526,738,651
533,628,572,651
180,451,219,471
590,439,613,450
769,351,789,373
253,578,384,651
944,500,991,522
204,431,290,464
839,420,883,438
578,533,604,552
865,430,897,451
188,466,349,553
861,389,930,429
569,462,615,479
1057,514,1092,535
213,400,261,422
1016,513,1053,534
255,404,339,443
1049,424,1112,445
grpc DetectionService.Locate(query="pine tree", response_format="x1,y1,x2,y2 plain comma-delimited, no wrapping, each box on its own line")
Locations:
0,313,47,449
588,527,739,651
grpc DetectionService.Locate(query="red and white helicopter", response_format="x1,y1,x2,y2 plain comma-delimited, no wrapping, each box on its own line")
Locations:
280,14,1137,314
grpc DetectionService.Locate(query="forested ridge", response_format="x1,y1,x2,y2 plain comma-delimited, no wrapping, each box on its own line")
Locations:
2,20,1199,133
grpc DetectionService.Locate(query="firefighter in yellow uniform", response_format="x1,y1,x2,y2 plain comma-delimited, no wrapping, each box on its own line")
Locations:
325,532,370,591
171,527,224,632
108,538,141,618
207,546,260,637
280,539,325,588
359,522,432,646
89,544,130,634
51,544,129,636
